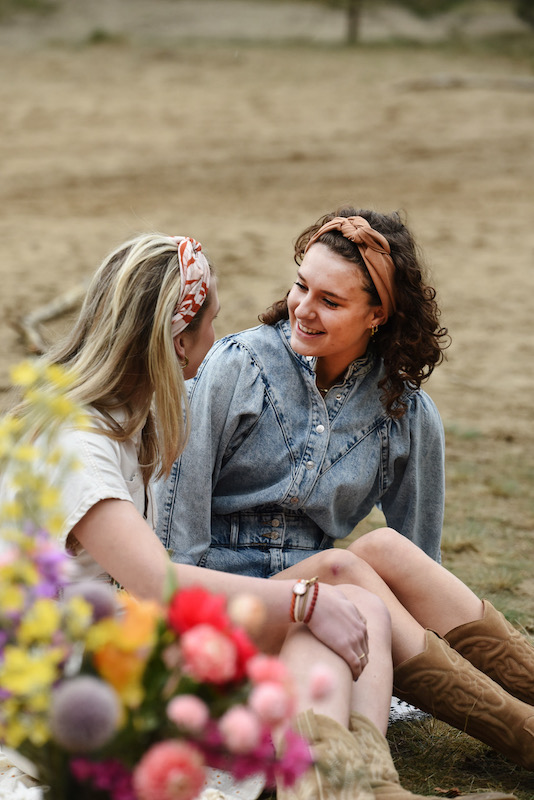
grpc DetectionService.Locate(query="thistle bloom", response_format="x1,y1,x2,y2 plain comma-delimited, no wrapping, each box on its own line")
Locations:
50,676,121,752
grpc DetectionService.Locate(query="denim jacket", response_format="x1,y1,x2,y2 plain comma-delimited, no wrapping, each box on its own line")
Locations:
156,320,444,577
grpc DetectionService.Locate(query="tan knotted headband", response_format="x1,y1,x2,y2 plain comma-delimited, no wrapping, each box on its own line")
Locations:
304,216,396,319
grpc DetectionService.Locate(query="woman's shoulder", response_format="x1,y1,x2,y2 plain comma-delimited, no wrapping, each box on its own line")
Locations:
398,386,444,429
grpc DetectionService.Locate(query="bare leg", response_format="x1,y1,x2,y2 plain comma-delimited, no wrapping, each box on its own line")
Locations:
278,584,393,734
349,528,484,634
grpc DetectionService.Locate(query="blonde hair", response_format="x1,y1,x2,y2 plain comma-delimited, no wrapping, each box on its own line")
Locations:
31,233,212,484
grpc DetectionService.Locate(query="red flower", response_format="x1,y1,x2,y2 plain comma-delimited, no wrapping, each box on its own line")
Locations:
228,626,258,680
167,587,229,634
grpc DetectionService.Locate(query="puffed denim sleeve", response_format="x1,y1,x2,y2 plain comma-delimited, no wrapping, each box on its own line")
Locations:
155,337,266,565
379,390,445,562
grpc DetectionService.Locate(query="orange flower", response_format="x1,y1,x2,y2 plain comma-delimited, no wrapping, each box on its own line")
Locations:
90,593,163,706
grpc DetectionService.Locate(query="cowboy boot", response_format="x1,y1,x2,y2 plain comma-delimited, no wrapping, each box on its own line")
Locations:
445,599,534,706
348,710,516,800
276,709,373,800
393,630,534,771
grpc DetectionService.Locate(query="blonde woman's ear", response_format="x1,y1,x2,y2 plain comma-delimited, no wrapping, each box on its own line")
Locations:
173,335,186,362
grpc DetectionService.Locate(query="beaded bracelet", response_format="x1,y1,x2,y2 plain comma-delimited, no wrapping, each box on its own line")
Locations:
290,576,319,623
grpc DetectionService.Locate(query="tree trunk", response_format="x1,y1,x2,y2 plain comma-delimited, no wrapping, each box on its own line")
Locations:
346,0,363,44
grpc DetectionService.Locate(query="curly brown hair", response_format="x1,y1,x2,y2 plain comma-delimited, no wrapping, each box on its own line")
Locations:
259,206,450,418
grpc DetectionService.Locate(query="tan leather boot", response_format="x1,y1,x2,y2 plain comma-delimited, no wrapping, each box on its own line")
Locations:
276,709,373,800
446,599,534,706
393,630,534,770
349,710,516,800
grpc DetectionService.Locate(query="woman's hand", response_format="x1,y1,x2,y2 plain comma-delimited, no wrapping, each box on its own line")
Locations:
306,583,369,679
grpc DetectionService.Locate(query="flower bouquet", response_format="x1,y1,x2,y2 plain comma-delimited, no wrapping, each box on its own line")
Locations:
0,362,312,800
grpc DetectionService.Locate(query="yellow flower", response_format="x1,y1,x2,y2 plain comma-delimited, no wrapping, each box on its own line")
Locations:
62,595,93,639
0,583,25,614
11,443,40,464
38,486,62,511
18,599,61,645
0,646,62,695
28,717,50,746
10,360,40,387
2,716,28,749
44,363,75,390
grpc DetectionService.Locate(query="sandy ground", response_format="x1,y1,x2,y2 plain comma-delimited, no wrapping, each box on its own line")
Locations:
0,0,533,453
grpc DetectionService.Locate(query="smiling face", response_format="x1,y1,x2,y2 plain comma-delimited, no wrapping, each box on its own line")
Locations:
287,243,385,383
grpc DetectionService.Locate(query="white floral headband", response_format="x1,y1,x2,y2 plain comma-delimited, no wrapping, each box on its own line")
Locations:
170,236,211,338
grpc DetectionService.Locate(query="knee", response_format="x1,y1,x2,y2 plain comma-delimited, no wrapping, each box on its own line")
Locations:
350,527,406,566
311,547,365,585
341,584,392,634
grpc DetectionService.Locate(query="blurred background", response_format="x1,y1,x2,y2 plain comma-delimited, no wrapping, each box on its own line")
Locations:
1,1,534,794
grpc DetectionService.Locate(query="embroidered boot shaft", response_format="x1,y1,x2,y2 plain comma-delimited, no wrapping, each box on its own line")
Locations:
393,630,534,771
446,599,534,706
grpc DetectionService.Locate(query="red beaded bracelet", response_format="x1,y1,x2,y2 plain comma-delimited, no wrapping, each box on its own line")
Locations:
303,581,319,624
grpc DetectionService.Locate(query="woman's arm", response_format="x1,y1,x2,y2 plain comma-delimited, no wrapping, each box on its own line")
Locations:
73,498,368,679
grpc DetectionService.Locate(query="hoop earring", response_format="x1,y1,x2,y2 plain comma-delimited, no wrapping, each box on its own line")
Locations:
370,325,379,337
179,356,189,369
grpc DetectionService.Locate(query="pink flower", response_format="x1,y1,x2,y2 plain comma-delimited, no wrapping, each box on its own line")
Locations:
309,662,336,700
249,681,294,726
133,740,205,800
276,728,313,787
167,587,229,634
246,654,289,685
167,695,209,734
180,624,237,684
218,706,262,754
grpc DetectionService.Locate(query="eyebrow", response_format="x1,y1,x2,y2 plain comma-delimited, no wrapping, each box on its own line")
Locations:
296,270,348,302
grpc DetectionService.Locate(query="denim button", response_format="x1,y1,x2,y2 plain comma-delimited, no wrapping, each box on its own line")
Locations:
271,519,280,527
306,461,314,469
290,496,299,504
336,394,342,400
316,424,325,433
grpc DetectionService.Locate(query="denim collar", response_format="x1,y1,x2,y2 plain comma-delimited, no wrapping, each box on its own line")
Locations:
277,319,376,385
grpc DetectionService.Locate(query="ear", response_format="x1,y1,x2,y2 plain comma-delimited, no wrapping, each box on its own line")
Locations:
371,306,387,328
173,335,186,361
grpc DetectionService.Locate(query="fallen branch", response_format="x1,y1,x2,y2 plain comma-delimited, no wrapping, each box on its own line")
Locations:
11,283,87,355
395,73,534,92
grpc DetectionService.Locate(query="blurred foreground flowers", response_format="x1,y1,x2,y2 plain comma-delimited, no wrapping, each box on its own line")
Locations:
0,361,311,799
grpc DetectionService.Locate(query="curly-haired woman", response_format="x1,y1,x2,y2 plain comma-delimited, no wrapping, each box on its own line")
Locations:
156,206,450,572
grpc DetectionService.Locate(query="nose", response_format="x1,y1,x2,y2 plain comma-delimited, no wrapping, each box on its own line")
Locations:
295,292,315,319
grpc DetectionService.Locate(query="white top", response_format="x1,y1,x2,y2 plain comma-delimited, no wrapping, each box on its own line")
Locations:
0,408,156,583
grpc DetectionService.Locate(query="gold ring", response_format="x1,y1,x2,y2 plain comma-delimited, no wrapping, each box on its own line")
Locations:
358,653,366,660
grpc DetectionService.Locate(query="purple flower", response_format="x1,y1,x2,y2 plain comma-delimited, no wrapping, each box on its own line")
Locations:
62,581,118,621
50,676,121,752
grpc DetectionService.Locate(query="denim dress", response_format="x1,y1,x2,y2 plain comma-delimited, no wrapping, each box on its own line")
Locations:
156,320,445,578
